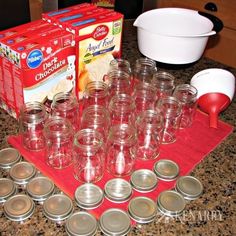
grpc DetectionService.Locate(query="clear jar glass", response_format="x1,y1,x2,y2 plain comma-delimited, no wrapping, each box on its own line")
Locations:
107,70,132,97
133,57,157,84
109,58,132,75
173,84,198,129
80,105,111,140
43,116,74,169
73,129,105,183
19,101,48,151
151,71,175,100
108,94,136,125
51,92,79,131
156,96,182,144
106,124,137,177
83,81,109,108
135,110,164,160
132,82,157,115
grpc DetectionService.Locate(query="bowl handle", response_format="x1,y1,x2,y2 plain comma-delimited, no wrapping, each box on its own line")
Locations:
198,11,224,33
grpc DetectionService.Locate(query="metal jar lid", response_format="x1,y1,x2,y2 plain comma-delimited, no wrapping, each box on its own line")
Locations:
175,176,203,200
66,211,98,236
128,196,157,223
4,194,35,221
104,178,132,203
74,183,104,209
99,208,131,236
26,176,55,202
0,178,17,203
157,190,186,217
130,169,158,193
153,159,179,181
43,194,73,222
0,147,21,169
9,161,36,185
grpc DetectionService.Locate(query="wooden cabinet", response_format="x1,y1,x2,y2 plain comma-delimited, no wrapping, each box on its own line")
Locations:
156,0,236,68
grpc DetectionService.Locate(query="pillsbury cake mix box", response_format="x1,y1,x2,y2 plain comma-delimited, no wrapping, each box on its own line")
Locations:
9,29,76,116
0,19,50,113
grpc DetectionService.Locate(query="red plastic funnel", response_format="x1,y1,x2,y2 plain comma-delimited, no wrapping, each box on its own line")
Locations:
198,93,230,128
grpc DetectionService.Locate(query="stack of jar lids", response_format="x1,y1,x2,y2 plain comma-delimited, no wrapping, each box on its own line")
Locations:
128,196,157,223
66,211,98,236
9,161,36,186
43,193,74,223
0,178,17,203
130,169,158,193
0,147,21,170
104,178,132,203
175,175,203,200
153,159,179,181
26,176,55,203
74,183,104,209
3,194,35,222
157,190,186,217
99,208,131,236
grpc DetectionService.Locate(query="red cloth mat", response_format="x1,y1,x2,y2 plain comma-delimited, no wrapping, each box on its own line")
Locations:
7,110,233,219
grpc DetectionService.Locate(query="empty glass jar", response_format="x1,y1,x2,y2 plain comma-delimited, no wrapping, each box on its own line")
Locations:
43,116,74,169
19,101,48,151
106,124,137,177
73,129,105,183
173,84,198,129
151,71,175,100
108,94,136,126
135,110,164,160
156,96,182,144
51,92,79,131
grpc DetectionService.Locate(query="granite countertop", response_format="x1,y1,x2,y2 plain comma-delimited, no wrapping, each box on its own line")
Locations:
0,20,236,236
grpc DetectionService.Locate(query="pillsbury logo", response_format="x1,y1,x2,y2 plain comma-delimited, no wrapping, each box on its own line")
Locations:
27,49,43,69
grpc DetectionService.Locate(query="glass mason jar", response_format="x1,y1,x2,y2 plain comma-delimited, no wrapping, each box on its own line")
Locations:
80,105,111,141
108,94,136,126
19,102,48,151
73,129,105,183
133,57,157,84
106,124,137,177
43,116,74,169
135,110,164,160
51,92,79,131
83,81,109,109
109,58,132,75
173,84,198,129
107,70,132,97
151,71,175,100
132,82,157,115
156,96,182,144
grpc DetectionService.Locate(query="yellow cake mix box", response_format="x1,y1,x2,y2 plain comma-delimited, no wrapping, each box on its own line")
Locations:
65,10,123,99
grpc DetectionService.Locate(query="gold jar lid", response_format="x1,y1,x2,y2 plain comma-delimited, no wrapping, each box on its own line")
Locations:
175,176,203,200
9,161,36,186
74,183,104,210
99,208,131,236
4,194,35,221
26,176,55,203
128,196,157,223
130,169,158,192
66,211,98,236
104,178,132,203
153,159,179,181
0,178,17,203
157,190,186,217
43,194,73,223
0,148,21,169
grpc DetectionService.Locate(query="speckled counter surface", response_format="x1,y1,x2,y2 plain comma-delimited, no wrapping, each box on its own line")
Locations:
0,20,236,236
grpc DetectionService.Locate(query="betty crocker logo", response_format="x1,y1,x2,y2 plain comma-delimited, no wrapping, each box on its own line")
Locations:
92,25,109,40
